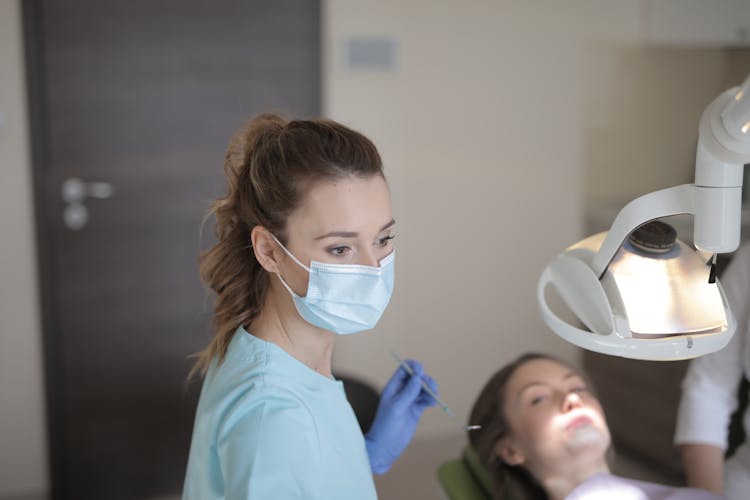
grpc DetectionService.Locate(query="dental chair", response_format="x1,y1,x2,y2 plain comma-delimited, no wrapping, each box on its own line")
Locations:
437,446,493,500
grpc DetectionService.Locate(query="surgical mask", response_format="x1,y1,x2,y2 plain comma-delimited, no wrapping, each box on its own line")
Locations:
271,235,395,334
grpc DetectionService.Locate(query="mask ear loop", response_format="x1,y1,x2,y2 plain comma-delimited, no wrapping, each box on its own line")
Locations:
269,233,312,272
269,233,311,297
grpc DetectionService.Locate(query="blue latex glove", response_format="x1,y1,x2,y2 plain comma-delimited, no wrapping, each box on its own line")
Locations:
364,359,439,474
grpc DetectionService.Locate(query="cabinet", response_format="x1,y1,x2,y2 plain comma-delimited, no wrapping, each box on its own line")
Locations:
644,0,750,47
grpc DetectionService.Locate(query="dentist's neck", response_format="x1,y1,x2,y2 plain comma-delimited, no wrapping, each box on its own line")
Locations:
249,279,335,377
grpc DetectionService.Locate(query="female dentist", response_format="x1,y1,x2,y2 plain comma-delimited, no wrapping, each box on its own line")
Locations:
182,113,438,499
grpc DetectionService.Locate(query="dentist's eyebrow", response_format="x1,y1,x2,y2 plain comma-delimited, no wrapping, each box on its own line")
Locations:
314,231,357,240
380,219,396,232
314,219,396,240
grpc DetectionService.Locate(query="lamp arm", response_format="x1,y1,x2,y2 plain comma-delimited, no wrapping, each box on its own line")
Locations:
538,75,750,361
691,77,750,254
592,75,750,277
590,184,696,278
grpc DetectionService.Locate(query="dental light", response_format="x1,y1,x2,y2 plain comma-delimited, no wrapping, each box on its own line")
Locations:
538,75,750,361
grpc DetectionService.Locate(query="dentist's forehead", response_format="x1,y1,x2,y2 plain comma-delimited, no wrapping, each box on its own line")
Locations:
287,175,392,239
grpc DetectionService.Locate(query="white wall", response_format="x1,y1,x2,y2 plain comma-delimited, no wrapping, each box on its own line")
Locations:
0,0,49,497
324,0,646,438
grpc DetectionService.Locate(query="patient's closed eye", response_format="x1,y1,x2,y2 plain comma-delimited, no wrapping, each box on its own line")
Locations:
526,388,551,406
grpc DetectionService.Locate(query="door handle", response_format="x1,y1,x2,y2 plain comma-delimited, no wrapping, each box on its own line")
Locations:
61,177,115,230
61,177,114,203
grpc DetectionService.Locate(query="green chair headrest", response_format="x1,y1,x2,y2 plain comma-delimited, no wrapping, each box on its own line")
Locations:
463,446,494,496
436,446,495,500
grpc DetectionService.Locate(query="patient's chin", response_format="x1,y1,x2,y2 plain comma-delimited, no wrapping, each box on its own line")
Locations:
564,424,609,453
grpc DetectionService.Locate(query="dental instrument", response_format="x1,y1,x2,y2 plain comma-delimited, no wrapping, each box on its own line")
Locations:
390,351,481,431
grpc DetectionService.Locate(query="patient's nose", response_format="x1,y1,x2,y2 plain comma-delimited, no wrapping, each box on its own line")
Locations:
562,391,583,412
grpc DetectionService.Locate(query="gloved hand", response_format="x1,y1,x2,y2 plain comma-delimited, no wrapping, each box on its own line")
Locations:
364,359,439,474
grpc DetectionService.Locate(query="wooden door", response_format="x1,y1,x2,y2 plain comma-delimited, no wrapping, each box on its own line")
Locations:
24,1,320,498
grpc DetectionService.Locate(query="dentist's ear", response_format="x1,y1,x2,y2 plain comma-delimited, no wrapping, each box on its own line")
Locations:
251,226,283,273
494,436,526,466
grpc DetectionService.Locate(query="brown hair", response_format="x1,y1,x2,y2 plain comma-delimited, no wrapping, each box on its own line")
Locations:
468,353,560,500
192,113,384,376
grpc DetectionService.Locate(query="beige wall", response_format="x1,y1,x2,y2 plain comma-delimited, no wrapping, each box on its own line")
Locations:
583,47,728,205
324,1,744,442
0,0,49,497
726,49,750,87
324,0,646,439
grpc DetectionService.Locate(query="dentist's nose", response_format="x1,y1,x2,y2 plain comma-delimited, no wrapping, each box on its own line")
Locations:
563,391,583,412
359,248,379,267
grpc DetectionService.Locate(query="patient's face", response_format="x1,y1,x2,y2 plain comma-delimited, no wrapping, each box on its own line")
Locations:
497,359,610,474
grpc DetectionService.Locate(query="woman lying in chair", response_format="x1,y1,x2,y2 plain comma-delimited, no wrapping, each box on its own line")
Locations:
468,353,723,500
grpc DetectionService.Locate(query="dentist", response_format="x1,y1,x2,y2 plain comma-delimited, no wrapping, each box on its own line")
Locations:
182,113,438,499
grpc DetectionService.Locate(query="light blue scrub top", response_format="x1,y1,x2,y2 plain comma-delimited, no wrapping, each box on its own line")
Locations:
183,327,377,500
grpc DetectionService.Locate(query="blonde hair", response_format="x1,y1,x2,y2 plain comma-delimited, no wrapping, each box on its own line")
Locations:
192,113,383,376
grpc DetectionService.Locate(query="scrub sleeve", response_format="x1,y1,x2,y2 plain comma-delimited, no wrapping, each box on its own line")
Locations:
183,327,377,500
675,243,750,500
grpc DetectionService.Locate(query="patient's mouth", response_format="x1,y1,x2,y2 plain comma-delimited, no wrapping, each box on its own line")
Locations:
565,415,593,431
566,424,606,449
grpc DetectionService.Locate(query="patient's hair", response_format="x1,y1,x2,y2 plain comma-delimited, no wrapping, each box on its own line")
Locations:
468,353,559,500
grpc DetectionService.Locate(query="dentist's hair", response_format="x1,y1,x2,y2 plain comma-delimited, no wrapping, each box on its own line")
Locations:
191,113,383,377
468,353,556,500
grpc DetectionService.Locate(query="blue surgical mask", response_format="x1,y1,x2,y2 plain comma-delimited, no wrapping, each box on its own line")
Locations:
271,235,395,334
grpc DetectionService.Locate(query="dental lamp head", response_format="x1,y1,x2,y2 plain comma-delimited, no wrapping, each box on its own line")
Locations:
538,74,750,361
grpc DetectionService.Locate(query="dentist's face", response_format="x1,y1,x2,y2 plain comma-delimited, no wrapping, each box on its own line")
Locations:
496,359,610,474
277,174,395,297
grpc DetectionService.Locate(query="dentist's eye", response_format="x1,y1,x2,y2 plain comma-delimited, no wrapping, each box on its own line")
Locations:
377,234,395,247
328,246,351,257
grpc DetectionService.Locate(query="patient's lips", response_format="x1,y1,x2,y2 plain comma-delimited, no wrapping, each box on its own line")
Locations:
565,414,593,431
562,412,608,450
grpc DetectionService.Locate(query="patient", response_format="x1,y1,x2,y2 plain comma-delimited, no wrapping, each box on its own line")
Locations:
468,353,724,500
